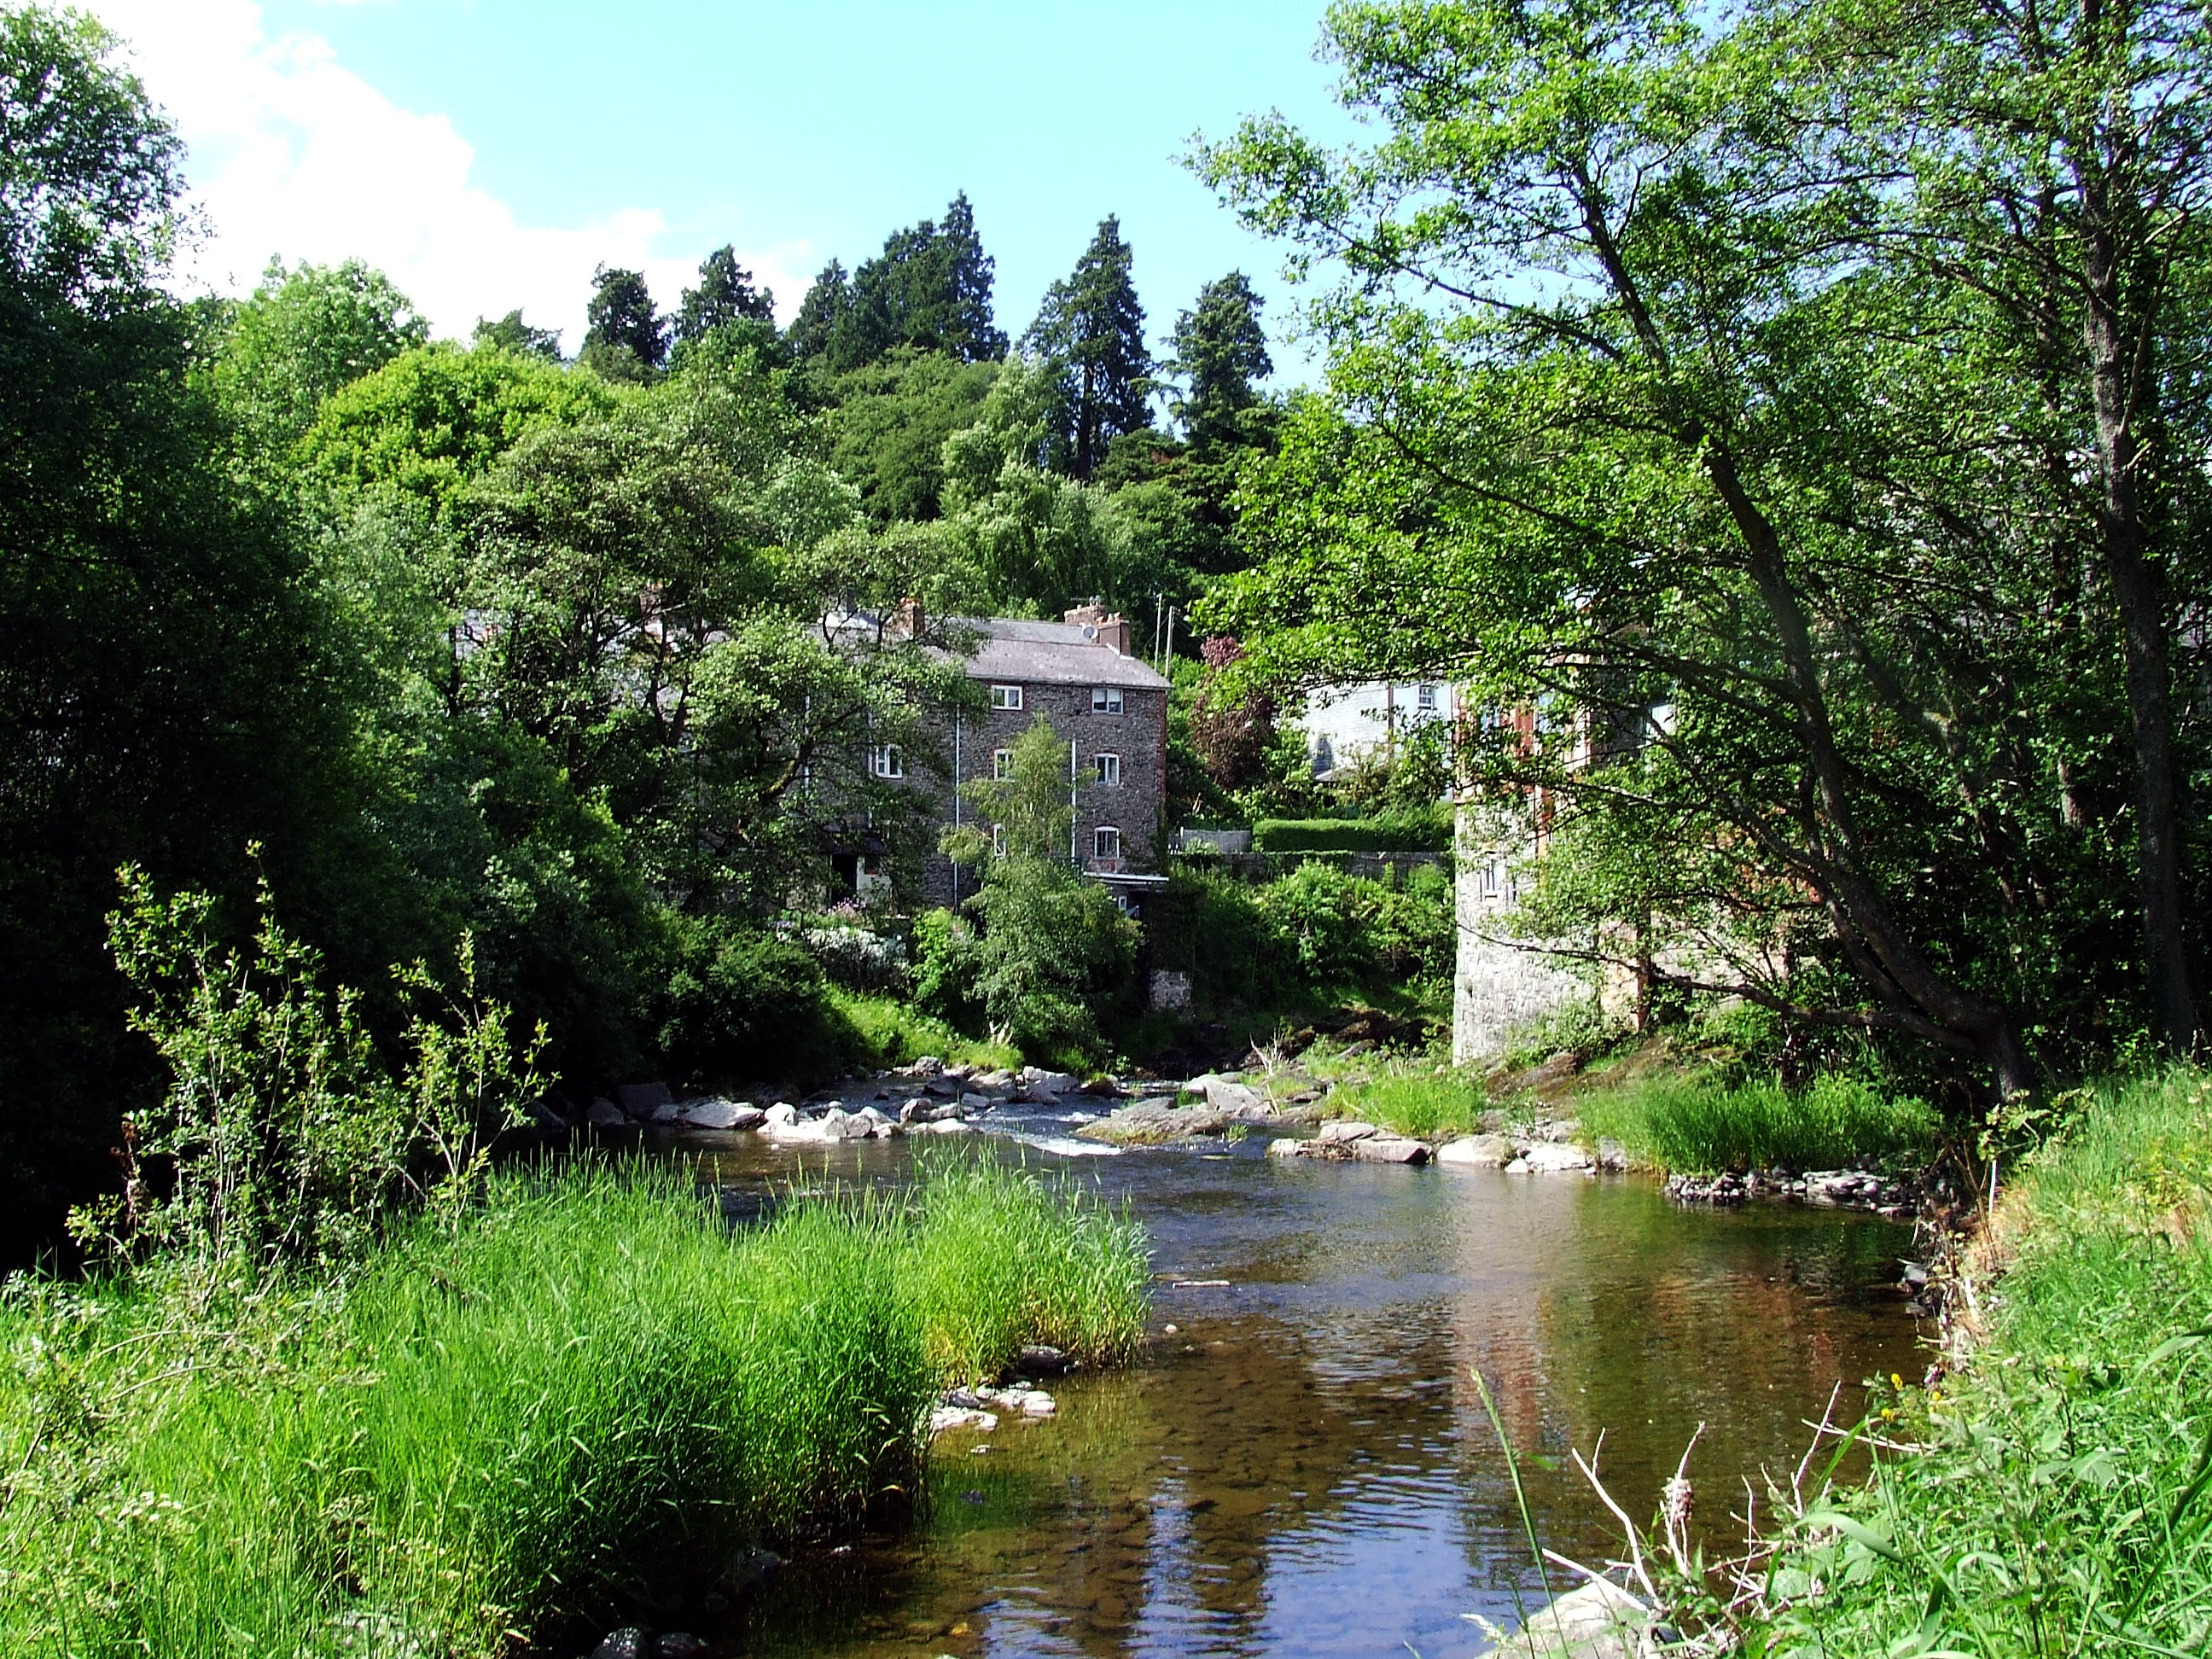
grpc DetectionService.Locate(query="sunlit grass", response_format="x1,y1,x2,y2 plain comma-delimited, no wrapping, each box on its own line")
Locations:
829,987,1021,1073
0,1155,1148,1657
1749,1069,2212,1654
1576,1074,1939,1174
1329,1070,1487,1140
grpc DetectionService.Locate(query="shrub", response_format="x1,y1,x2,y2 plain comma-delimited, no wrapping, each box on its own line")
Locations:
1252,806,1452,853
654,913,855,1087
1256,861,1370,987
1363,862,1456,982
801,920,910,992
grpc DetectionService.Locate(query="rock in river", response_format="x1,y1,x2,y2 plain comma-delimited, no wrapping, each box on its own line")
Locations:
675,1098,764,1132
1517,1141,1596,1173
1438,1133,1516,1167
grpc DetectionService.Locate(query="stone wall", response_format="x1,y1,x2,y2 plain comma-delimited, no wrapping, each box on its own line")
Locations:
1452,795,1586,1063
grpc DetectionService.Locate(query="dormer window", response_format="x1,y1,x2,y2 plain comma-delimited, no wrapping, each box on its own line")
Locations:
1091,685,1124,714
990,684,1023,710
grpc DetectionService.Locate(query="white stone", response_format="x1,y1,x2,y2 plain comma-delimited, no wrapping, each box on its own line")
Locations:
678,1100,765,1132
1521,1141,1597,1173
1438,1134,1516,1167
764,1101,800,1126
928,1406,998,1436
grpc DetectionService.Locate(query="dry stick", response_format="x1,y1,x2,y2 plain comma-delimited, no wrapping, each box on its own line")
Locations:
1794,1382,1845,1511
1570,1445,1662,1604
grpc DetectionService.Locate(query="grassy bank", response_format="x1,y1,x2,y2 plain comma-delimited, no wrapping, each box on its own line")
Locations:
1734,1070,2212,1654
0,1156,1146,1657
1576,1073,1941,1174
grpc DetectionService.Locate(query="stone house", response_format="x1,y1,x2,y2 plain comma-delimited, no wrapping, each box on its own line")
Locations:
848,604,1171,913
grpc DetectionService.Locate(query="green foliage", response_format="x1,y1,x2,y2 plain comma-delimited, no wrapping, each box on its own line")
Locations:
470,306,563,360
1745,1070,2212,1654
579,263,666,381
828,346,999,521
673,244,777,346
654,914,853,1089
911,905,989,1033
1253,808,1452,853
1575,1074,1941,1176
0,1159,1150,1656
1331,1069,1485,1139
825,987,1019,1074
205,257,428,454
1024,215,1153,479
944,717,1140,1062
1256,861,1371,987
96,864,542,1273
1168,270,1271,446
790,192,1006,373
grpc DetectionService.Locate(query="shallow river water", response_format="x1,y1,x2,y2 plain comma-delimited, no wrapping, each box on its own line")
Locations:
666,1119,1924,1659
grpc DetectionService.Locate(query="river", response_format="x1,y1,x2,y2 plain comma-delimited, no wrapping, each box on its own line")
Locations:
661,1115,1923,1659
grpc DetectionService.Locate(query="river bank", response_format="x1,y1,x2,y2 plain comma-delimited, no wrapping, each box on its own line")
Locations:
0,1158,1147,1658
1703,1068,2212,1654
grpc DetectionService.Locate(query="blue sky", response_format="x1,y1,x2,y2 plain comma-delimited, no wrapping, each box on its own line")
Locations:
90,0,1361,382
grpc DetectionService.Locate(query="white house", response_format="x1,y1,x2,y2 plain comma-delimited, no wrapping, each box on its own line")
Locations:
1294,679,1459,778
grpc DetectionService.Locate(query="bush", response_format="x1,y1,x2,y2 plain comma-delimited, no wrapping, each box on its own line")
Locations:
800,919,910,993
1577,1073,1941,1173
654,913,855,1087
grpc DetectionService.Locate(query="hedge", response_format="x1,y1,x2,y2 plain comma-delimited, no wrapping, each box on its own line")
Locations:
1251,806,1452,853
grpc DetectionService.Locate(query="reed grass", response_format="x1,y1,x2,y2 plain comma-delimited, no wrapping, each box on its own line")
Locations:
1328,1070,1486,1140
1576,1073,1939,1173
0,1155,1148,1657
1744,1069,2212,1654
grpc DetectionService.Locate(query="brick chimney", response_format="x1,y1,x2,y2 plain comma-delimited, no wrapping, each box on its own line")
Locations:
1063,601,1131,655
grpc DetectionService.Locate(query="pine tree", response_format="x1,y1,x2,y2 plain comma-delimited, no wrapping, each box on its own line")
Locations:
1024,216,1152,480
800,194,1007,373
472,308,564,361
579,265,665,381
674,246,776,346
1170,272,1270,447
787,259,852,362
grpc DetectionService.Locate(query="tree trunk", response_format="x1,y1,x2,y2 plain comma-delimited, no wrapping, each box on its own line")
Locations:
2075,183,2199,1053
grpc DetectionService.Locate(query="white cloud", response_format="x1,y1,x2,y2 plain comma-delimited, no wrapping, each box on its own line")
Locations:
86,0,808,346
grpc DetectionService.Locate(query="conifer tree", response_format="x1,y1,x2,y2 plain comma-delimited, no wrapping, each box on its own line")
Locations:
673,246,776,345
1025,216,1153,480
579,265,665,381
1170,272,1270,447
787,259,852,362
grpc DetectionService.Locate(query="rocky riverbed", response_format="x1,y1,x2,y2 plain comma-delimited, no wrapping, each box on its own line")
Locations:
550,1059,1925,1220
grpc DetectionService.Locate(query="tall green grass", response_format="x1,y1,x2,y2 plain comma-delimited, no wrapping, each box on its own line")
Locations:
1747,1070,2212,1654
1577,1074,1939,1173
0,1156,1148,1657
1330,1070,1487,1140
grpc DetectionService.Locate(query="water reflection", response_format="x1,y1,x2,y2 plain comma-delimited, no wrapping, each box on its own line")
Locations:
664,1130,1921,1658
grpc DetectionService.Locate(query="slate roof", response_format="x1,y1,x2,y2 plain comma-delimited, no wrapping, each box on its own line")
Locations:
950,619,1171,691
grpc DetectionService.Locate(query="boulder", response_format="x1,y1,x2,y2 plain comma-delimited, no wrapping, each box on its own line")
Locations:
1438,1133,1517,1167
1026,1069,1078,1100
615,1081,672,1120
1266,1136,1310,1159
1317,1119,1379,1144
677,1099,764,1132
818,1107,876,1141
585,1097,626,1128
1596,1138,1629,1172
928,1406,999,1436
1078,1100,1226,1144
1486,1576,1650,1658
960,1091,990,1111
1350,1136,1430,1164
1009,1343,1072,1377
921,1118,974,1136
1519,1141,1596,1173
591,1631,650,1659
1203,1078,1272,1117
764,1101,800,1126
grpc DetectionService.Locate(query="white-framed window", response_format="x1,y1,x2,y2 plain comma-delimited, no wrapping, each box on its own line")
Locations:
991,824,1005,858
1417,683,1438,712
1094,752,1121,787
992,748,1014,781
870,744,903,779
1094,826,1121,861
1091,685,1124,714
990,684,1023,710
